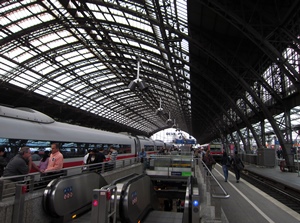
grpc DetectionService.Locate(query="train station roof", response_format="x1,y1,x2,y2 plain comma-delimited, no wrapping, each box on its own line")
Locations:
1,0,300,143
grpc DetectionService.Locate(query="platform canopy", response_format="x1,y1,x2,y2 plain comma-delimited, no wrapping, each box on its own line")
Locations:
0,0,300,143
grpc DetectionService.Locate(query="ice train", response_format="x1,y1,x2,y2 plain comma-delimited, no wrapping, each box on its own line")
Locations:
0,105,169,168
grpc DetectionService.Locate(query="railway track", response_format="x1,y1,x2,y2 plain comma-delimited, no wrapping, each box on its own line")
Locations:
239,169,300,214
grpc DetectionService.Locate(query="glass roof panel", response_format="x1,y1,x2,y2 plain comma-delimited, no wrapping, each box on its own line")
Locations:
54,75,72,84
34,89,47,96
9,79,27,88
0,0,190,134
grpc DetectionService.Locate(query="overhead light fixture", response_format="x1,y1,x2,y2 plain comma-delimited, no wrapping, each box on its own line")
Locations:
166,112,173,125
155,97,164,115
128,79,137,91
137,79,148,91
156,108,163,115
128,57,148,91
172,119,177,128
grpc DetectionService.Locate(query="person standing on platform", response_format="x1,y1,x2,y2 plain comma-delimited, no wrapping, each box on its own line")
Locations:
2,147,38,196
83,149,91,165
97,148,106,173
85,148,102,172
98,148,106,163
138,148,147,163
42,143,63,173
221,151,230,182
200,147,206,159
38,151,50,172
108,146,118,171
231,151,244,183
31,151,41,161
138,148,147,171
0,146,8,177
86,149,99,165
3,147,35,181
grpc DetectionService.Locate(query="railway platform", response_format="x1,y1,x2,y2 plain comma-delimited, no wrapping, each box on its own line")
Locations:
212,163,300,223
244,163,300,192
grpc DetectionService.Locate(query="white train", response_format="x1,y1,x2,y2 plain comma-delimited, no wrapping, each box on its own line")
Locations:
0,105,167,168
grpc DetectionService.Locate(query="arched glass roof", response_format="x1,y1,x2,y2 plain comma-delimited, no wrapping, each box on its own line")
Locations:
1,0,300,148
0,0,191,134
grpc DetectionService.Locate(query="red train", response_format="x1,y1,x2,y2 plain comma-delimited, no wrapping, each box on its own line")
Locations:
202,142,223,161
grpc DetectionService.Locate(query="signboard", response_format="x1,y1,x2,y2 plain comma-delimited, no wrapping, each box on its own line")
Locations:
171,171,191,176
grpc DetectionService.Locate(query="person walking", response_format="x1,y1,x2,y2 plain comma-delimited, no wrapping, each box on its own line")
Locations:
231,151,244,183
203,150,216,175
221,151,230,182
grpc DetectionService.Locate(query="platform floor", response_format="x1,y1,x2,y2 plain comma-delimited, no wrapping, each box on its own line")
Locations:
245,164,300,191
213,163,300,223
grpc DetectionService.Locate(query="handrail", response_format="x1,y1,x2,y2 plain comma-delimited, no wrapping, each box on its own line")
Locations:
0,157,138,201
101,185,118,223
200,159,230,199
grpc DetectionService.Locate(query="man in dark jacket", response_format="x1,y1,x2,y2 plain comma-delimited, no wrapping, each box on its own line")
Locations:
0,146,7,177
3,147,38,197
231,151,244,183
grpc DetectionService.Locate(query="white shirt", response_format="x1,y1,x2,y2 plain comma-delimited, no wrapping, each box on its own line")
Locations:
83,153,89,164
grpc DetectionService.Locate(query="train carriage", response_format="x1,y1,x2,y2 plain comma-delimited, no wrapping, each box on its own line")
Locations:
0,105,159,168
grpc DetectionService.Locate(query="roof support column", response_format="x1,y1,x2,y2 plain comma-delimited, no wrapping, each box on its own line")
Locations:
261,120,266,148
283,109,295,171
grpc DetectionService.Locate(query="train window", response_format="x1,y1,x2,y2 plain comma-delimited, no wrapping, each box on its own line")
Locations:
118,144,131,154
0,138,52,155
102,144,132,154
0,138,133,158
210,147,221,151
144,145,154,151
156,146,164,151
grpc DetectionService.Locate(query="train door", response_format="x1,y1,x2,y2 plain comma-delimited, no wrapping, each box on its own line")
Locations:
134,136,141,156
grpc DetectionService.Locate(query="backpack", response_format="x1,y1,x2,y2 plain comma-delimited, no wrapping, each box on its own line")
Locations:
235,157,244,170
226,157,231,167
205,155,216,165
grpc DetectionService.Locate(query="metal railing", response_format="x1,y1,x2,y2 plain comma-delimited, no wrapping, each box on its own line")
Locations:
199,159,229,199
91,184,117,223
197,159,230,221
0,157,138,201
145,153,194,175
